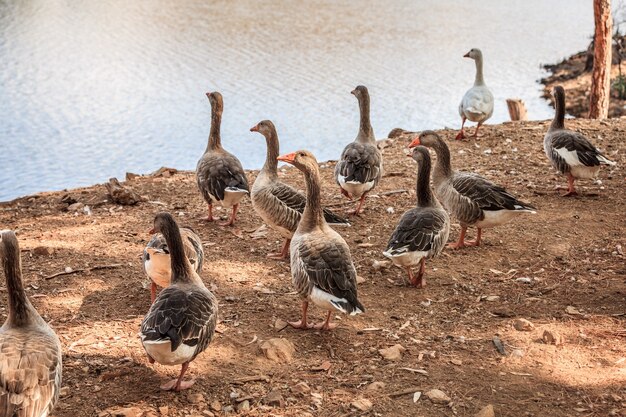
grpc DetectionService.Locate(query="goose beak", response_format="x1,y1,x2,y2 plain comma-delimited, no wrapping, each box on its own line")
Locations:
408,137,421,148
406,152,413,157
148,227,156,235
350,89,357,95
463,52,470,58
250,124,259,132
205,92,212,99
277,152,296,163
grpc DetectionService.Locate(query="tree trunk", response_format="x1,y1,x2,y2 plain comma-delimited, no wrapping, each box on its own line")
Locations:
589,0,612,119
506,99,528,121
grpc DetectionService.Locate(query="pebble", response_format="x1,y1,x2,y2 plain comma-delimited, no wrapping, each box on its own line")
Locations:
386,207,395,214
32,246,53,256
209,400,222,412
158,406,168,416
413,392,422,403
514,318,534,331
68,202,84,211
476,404,495,417
350,397,373,411
188,393,205,404
425,389,450,404
542,330,563,345
236,400,250,412
264,390,285,407
59,386,70,397
366,381,386,391
378,344,406,361
260,338,296,363
291,382,311,395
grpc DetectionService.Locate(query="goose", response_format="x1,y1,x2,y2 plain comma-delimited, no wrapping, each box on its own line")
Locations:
196,92,250,226
277,150,365,330
143,226,204,302
409,131,536,249
0,230,62,416
457,48,494,140
250,120,350,259
335,85,383,215
383,146,450,287
140,213,218,391
544,85,616,196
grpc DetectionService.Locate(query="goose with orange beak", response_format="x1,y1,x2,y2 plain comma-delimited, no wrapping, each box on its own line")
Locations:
277,150,364,330
409,131,536,249
457,48,493,140
250,120,349,260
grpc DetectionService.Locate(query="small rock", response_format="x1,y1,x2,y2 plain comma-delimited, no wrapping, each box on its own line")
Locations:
32,246,54,256
264,390,285,407
511,349,524,358
222,405,234,414
356,275,366,284
565,305,583,315
236,400,250,412
158,406,169,416
291,382,311,395
450,359,462,366
59,386,70,397
350,397,373,412
64,266,73,273
260,338,296,362
484,295,500,302
542,330,563,345
366,381,386,391
372,260,390,271
386,207,395,214
476,404,495,417
378,344,405,361
126,172,140,181
514,318,534,331
413,392,422,403
68,202,84,211
516,277,533,284
188,393,205,404
425,389,450,404
273,318,288,330
210,401,222,412
110,407,144,417
105,177,143,205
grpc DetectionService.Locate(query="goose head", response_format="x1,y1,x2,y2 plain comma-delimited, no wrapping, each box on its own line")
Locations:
463,48,482,60
351,85,369,99
205,91,224,114
551,85,565,101
407,145,431,165
250,119,276,136
277,150,318,172
409,130,440,148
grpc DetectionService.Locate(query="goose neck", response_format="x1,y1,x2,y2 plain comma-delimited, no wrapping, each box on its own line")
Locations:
160,222,196,284
2,234,36,327
262,129,280,178
430,138,453,180
207,108,222,152
357,94,375,143
300,165,325,230
415,157,434,207
474,56,485,86
550,90,566,130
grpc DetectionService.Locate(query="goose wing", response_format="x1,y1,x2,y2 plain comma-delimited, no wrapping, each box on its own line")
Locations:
292,234,363,313
548,130,615,168
141,285,218,359
385,208,449,255
335,142,382,185
452,172,535,212
197,152,249,202
0,330,62,417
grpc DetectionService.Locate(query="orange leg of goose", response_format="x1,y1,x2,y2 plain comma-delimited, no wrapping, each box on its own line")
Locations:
348,193,367,216
160,361,195,391
150,282,157,304
448,225,468,249
472,122,483,138
464,228,482,247
455,116,467,140
562,172,578,197
206,204,214,222
289,300,314,330
219,203,239,227
314,311,338,331
406,259,426,287
267,239,290,260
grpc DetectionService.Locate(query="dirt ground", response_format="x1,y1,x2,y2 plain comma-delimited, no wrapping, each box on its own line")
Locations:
0,118,624,417
541,50,626,118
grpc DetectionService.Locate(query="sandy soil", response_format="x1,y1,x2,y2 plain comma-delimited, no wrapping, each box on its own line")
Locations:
0,118,624,417
541,50,626,118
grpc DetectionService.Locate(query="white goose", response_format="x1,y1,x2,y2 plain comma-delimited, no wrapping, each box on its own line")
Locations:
457,48,494,140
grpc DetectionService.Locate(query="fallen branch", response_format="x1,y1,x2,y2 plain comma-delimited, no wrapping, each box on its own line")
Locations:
45,264,122,280
388,387,423,397
232,375,270,385
381,189,409,196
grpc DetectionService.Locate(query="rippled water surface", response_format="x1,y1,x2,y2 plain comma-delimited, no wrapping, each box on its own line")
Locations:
0,1,592,201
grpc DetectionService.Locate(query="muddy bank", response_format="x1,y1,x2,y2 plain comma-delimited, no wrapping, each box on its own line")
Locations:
0,119,624,417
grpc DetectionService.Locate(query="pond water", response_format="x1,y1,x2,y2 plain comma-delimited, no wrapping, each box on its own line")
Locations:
0,0,593,201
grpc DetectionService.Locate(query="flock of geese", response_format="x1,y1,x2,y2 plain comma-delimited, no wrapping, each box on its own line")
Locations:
0,48,617,415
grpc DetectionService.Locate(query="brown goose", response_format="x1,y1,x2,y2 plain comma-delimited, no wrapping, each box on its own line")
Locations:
143,226,204,302
383,146,450,287
250,120,350,259
335,85,383,215
544,86,616,196
409,131,536,249
277,150,364,330
196,92,249,226
0,230,62,416
140,213,218,391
